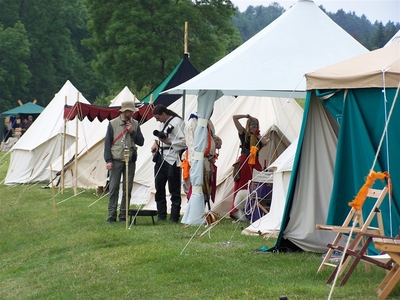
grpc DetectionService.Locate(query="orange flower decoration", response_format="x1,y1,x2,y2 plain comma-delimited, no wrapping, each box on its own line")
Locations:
349,171,389,211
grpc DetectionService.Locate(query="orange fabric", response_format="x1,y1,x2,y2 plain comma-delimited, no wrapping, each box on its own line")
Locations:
349,171,389,211
248,146,258,165
180,151,190,180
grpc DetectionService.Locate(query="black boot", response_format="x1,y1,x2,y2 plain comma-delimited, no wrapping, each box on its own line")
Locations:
156,201,167,221
170,204,181,223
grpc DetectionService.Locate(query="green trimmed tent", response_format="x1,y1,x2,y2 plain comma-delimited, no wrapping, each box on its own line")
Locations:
141,53,198,107
275,43,400,253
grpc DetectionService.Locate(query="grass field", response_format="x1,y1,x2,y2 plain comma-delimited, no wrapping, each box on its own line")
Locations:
0,151,399,299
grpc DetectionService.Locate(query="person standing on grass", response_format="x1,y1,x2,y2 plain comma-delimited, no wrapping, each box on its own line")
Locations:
151,104,185,223
104,101,144,223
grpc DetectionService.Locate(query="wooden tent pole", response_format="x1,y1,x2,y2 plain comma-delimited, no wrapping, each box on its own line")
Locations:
74,92,79,195
124,148,130,230
61,96,67,194
184,21,188,54
182,21,188,119
50,164,56,214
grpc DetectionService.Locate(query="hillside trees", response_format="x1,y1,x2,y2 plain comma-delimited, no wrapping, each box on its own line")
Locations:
0,0,106,107
231,2,284,41
84,0,242,97
0,22,31,111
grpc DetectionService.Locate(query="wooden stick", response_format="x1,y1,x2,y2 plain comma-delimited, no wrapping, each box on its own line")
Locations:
124,147,130,230
50,164,56,214
184,21,188,54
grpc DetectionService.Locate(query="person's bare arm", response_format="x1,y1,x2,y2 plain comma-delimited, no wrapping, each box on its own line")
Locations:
232,114,249,134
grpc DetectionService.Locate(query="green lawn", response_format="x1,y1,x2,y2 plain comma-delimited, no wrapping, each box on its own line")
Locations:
0,151,399,299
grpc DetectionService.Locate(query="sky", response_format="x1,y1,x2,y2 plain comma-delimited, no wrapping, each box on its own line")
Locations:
232,0,400,24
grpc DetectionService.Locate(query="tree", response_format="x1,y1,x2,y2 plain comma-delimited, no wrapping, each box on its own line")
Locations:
0,0,107,107
231,2,284,41
372,22,387,49
84,0,241,96
0,22,30,110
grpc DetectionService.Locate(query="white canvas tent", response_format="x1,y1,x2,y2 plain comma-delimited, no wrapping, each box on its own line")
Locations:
130,94,236,210
4,81,93,184
162,0,369,226
50,86,141,188
242,137,298,236
132,96,303,218
165,0,368,98
207,97,303,217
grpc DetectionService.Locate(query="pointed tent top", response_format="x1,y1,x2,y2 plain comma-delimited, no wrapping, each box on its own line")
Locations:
12,80,91,150
110,86,137,106
141,53,199,106
164,0,368,98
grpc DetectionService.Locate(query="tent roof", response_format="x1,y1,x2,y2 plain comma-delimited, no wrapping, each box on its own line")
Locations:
141,53,199,106
306,43,400,90
1,102,44,117
385,29,400,46
268,137,298,173
164,0,368,98
11,80,92,151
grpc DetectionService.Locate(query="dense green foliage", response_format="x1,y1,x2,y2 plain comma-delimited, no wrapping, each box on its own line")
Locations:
84,0,240,98
0,0,107,110
0,1,398,111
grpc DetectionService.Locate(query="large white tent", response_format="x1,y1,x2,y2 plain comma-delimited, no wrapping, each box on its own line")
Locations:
162,0,369,226
130,93,236,210
133,96,303,218
165,0,368,98
4,81,93,184
50,86,141,189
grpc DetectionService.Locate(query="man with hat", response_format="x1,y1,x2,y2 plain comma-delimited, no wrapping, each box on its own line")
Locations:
104,100,144,223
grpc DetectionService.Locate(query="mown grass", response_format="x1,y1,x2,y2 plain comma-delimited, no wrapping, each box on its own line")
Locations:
0,151,399,299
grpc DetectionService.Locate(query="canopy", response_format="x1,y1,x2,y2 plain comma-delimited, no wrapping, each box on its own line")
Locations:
164,0,368,98
63,102,152,122
306,43,400,90
1,102,44,117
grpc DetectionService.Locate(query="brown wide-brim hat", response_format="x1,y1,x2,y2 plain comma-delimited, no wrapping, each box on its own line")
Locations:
119,101,138,112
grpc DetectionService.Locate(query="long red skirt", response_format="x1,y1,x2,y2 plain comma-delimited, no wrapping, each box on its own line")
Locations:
230,154,262,215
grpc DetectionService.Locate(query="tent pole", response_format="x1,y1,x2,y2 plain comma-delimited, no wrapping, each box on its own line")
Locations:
61,96,67,194
184,21,188,55
183,21,188,119
182,90,186,120
50,164,57,215
74,93,79,195
124,147,130,230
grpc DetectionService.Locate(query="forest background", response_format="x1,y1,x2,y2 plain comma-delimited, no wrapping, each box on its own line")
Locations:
0,0,399,111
